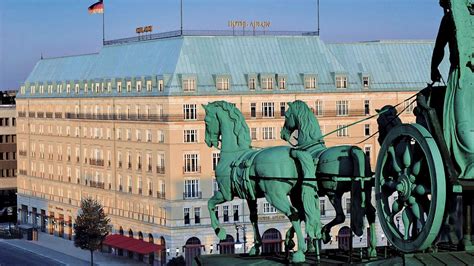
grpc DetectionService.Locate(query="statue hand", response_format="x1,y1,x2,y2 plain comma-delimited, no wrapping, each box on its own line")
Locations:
431,68,441,83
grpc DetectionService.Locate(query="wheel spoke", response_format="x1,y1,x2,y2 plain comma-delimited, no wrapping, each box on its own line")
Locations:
402,209,411,240
411,158,423,176
408,196,421,220
414,184,429,195
388,145,402,173
403,141,412,169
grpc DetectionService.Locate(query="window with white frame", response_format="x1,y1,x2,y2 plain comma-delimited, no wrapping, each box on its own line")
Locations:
336,100,349,116
261,77,273,90
158,79,164,91
212,152,220,171
248,77,256,90
263,202,277,214
233,205,239,221
364,100,370,115
304,76,317,89
183,104,197,120
136,80,142,92
126,81,131,92
107,82,111,92
66,84,71,93
194,207,201,224
262,102,274,118
223,205,229,222
216,77,230,91
183,78,196,92
157,130,164,143
346,198,351,214
404,100,415,114
74,84,80,93
250,103,257,118
320,199,326,216
364,145,372,162
279,76,287,90
184,153,199,173
337,125,348,137
251,128,257,140
262,127,275,140
315,100,324,116
184,179,200,198
117,81,122,92
146,130,152,142
336,75,348,89
364,124,370,136
146,80,152,91
184,207,190,224
84,83,88,93
362,76,370,88
184,129,198,143
157,152,165,173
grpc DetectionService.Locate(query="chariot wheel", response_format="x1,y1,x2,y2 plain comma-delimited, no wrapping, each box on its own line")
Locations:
375,124,446,252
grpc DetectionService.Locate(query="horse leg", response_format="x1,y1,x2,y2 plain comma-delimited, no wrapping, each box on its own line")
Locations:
284,227,295,260
365,190,377,258
301,183,320,254
265,189,306,263
247,199,262,256
207,191,227,240
322,193,345,244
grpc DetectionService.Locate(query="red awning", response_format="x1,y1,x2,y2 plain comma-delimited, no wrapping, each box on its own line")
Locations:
103,234,164,255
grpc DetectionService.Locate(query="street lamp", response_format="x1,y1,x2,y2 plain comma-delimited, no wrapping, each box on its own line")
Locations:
234,223,247,253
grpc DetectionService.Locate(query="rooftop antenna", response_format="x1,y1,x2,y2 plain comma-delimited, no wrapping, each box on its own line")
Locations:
40,52,43,60
317,0,320,35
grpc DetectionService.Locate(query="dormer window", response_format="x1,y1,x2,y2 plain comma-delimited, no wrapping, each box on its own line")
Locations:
117,81,122,93
136,80,142,92
40,85,44,94
66,84,71,94
146,80,152,92
248,77,256,90
183,78,196,92
107,82,112,92
158,79,164,92
279,76,287,90
126,81,132,92
95,83,100,93
336,75,348,89
84,83,88,93
216,76,230,91
362,76,370,88
74,84,79,94
261,76,273,90
31,86,36,94
304,75,317,89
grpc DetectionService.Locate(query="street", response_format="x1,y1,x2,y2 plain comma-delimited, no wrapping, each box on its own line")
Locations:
0,241,64,266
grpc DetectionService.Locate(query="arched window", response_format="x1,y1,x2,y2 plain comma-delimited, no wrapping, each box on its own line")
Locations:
219,234,235,254
338,226,351,251
185,237,202,266
262,228,282,254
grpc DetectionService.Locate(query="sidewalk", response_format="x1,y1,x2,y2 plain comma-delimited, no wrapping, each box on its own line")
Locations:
3,232,145,266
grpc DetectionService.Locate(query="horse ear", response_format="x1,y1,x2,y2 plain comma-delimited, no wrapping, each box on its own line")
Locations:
287,102,292,107
202,104,208,111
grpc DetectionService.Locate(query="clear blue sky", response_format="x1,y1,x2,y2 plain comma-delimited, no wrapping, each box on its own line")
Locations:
0,0,443,89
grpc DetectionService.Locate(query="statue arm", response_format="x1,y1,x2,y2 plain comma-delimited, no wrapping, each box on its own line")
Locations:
431,14,450,82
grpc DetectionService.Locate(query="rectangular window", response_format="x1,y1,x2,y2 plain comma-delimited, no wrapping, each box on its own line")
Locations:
262,102,274,118
404,100,415,114
223,206,229,222
212,152,220,171
157,152,165,174
279,77,286,90
158,79,164,92
336,75,348,89
248,78,256,90
365,146,372,162
251,128,257,140
183,78,196,92
263,202,277,214
216,77,230,91
320,199,326,216
233,205,239,221
184,129,198,143
280,102,286,117
250,103,257,118
146,80,152,91
364,124,370,136
194,207,201,224
337,125,348,137
183,104,197,120
304,76,317,89
75,84,80,93
184,208,190,225
117,82,122,93
364,100,370,115
262,127,275,140
184,179,200,199
184,153,199,173
261,77,273,90
336,100,349,116
315,100,323,116
363,76,370,88
126,81,132,92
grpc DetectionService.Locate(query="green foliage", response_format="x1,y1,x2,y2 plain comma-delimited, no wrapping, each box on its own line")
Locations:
74,197,110,252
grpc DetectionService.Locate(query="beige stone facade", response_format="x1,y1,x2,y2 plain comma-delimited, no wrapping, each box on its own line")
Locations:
0,105,17,190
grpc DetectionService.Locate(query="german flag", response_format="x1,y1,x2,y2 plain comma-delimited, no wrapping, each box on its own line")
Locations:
88,0,104,14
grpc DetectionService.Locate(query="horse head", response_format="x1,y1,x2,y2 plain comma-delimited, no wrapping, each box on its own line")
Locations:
203,103,220,149
281,102,297,142
281,100,323,146
376,105,402,145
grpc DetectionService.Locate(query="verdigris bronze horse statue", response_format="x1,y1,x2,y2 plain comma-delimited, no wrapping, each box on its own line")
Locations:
204,101,320,263
281,100,378,258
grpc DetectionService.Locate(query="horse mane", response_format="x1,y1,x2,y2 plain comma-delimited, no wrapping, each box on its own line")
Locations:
210,101,251,148
376,105,402,144
290,100,323,142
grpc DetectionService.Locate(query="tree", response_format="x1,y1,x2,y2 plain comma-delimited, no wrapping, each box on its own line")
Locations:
74,197,110,266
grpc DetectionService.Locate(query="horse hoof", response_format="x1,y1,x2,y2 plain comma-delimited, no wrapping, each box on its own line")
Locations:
368,248,377,258
292,251,305,263
321,230,331,244
216,227,227,241
249,246,260,256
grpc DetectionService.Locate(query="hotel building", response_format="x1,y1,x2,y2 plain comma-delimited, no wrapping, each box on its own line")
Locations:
16,32,448,264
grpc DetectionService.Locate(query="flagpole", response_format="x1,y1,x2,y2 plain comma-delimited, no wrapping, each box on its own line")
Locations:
102,0,105,44
180,0,183,36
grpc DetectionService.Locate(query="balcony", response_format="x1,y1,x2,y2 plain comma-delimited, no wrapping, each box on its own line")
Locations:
183,191,202,200
19,150,27,156
148,189,153,196
54,112,63,119
156,191,166,199
19,170,27,175
45,112,53,118
156,166,165,174
183,166,201,174
18,111,26,118
89,181,105,189
90,159,105,167
118,185,123,192
147,165,152,172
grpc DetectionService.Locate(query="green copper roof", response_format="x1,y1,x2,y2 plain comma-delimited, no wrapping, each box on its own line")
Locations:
22,36,448,98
